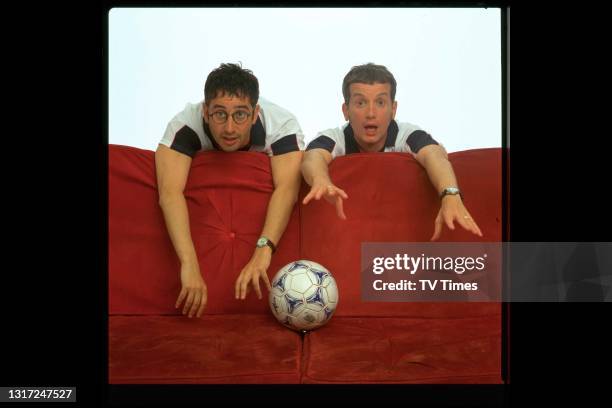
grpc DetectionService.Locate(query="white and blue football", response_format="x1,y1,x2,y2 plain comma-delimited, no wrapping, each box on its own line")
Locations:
269,260,339,332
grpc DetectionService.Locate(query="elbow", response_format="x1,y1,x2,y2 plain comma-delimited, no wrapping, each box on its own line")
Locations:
416,145,448,168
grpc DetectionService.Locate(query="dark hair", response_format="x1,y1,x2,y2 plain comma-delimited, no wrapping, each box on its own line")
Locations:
204,63,259,107
342,63,397,104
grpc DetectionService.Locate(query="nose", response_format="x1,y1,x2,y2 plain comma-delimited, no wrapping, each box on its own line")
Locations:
223,117,235,134
366,103,376,118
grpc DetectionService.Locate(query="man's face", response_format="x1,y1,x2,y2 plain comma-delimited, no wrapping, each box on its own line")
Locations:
342,82,397,152
203,92,260,152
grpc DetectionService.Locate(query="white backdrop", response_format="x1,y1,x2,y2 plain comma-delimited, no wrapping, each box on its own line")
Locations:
109,8,501,153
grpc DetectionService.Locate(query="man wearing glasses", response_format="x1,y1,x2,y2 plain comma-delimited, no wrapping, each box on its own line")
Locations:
156,63,304,318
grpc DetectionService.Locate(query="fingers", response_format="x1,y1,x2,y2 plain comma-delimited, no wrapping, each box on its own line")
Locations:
196,289,207,318
444,214,456,232
182,291,195,315
456,215,472,233
303,185,348,208
326,185,348,200
262,270,272,292
237,270,250,300
432,211,485,240
335,187,348,200
431,217,443,241
175,287,187,309
236,269,250,300
430,213,455,241
302,187,317,205
473,220,483,237
252,275,262,300
188,291,201,318
235,268,254,300
335,196,347,220
302,186,327,205
459,214,484,237
234,273,242,299
320,186,348,220
303,186,326,205
240,277,249,300
177,288,206,318
236,268,271,301
315,187,325,201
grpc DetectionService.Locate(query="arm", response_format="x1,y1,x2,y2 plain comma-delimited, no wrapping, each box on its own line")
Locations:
235,151,304,300
301,148,348,220
414,144,483,241
155,144,207,317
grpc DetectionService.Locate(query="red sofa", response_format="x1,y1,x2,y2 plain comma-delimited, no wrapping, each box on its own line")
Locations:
108,144,503,384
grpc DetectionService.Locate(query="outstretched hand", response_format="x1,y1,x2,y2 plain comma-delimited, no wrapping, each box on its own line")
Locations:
235,249,273,300
175,262,208,318
431,196,483,241
302,180,349,220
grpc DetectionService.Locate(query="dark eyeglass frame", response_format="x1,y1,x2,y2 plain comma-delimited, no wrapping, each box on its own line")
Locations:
208,110,253,125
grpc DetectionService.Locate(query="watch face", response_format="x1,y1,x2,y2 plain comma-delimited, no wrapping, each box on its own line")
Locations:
446,188,459,194
257,238,267,247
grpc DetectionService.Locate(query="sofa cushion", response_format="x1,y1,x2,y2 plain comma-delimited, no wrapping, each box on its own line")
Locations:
299,149,502,317
301,315,501,384
109,314,302,383
109,145,301,315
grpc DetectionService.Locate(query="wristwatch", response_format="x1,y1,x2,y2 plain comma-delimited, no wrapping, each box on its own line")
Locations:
440,187,463,200
256,237,277,253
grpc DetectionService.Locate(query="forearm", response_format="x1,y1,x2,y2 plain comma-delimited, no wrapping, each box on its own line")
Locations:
421,151,459,194
259,184,300,247
159,193,199,265
301,151,331,186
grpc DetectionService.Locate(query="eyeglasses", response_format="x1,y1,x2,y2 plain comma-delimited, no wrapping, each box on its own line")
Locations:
208,110,252,125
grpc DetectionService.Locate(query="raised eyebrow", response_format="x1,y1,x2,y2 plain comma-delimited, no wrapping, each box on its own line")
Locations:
351,93,389,99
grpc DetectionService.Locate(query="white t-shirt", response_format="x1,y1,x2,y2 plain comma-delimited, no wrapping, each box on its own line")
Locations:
306,120,438,158
160,97,305,157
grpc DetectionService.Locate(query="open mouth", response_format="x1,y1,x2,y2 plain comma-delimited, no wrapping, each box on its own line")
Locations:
364,125,378,136
222,137,239,146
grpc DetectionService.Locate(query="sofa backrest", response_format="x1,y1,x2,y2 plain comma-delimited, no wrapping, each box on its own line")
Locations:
109,145,501,318
109,145,301,315
299,149,502,318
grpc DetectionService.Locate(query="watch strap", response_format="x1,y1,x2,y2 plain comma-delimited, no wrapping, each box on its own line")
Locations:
258,237,276,253
440,188,463,200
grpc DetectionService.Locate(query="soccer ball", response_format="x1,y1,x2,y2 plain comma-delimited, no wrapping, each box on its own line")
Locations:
269,260,339,332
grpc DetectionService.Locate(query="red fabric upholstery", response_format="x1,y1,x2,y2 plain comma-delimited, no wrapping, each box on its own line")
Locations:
299,150,501,317
109,145,301,315
109,315,302,383
301,316,501,384
108,145,503,384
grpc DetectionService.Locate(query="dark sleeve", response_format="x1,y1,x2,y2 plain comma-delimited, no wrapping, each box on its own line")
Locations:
306,135,336,153
271,134,300,155
169,126,202,158
406,130,439,154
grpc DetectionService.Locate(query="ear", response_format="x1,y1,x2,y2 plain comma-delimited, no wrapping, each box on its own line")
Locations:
252,104,260,124
342,103,349,121
203,102,209,124
391,100,397,119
